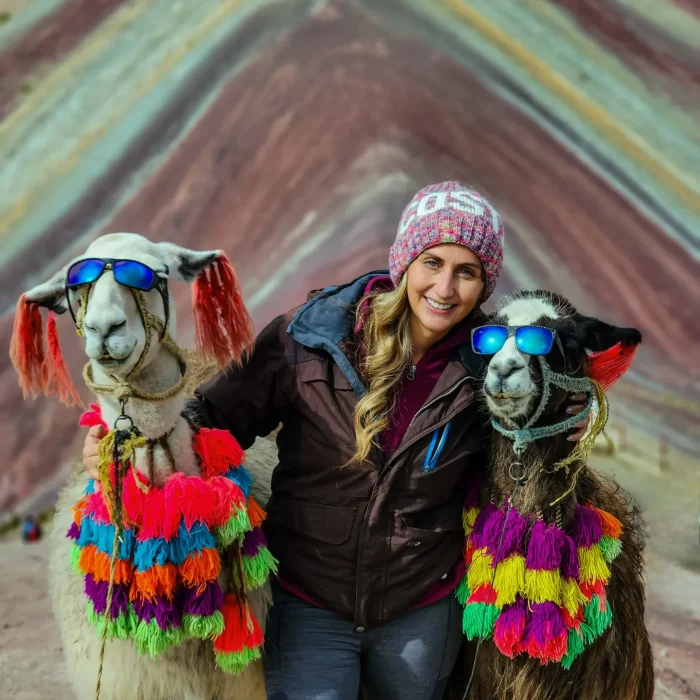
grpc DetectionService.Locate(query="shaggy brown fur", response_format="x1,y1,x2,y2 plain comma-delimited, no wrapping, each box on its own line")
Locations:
446,291,654,700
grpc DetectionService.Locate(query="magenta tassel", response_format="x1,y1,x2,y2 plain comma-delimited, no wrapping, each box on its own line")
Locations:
180,581,224,617
494,598,527,657
470,503,497,549
523,602,567,661
560,532,580,579
492,509,529,564
242,527,267,557
571,504,603,548
526,521,566,570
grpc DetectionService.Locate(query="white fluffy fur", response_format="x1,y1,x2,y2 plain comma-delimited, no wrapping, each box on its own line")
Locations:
39,234,276,700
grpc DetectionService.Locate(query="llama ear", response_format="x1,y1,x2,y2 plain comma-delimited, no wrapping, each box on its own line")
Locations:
153,242,219,282
153,243,255,367
566,314,642,390
23,268,69,313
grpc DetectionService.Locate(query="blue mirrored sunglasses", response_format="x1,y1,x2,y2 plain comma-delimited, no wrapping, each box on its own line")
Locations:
65,258,169,334
471,324,561,356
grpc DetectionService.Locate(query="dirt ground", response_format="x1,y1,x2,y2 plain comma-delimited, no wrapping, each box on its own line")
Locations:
1,451,698,699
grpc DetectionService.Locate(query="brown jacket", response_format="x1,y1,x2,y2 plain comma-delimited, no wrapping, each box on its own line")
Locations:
193,273,490,631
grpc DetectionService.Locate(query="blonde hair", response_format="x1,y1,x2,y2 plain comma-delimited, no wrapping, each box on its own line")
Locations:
350,276,412,463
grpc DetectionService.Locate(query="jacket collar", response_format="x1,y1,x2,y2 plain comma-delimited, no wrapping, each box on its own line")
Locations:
287,271,490,398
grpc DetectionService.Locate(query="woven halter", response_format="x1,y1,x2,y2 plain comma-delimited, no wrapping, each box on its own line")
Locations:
491,356,609,505
74,285,191,404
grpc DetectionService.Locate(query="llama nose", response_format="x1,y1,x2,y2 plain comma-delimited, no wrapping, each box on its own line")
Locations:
489,358,526,380
85,320,127,339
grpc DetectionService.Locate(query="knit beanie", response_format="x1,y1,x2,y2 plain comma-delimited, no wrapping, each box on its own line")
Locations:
389,181,504,301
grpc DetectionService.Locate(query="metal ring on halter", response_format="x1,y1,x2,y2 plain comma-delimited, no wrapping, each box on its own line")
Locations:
113,414,135,430
508,461,529,484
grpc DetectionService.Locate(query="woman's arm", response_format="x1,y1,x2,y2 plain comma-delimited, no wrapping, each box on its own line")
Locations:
189,314,294,448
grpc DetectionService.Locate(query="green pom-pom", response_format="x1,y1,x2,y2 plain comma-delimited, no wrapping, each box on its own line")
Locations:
598,536,622,563
86,602,138,640
214,646,262,674
455,576,471,605
462,602,499,640
70,544,82,573
583,595,612,638
241,547,278,589
215,508,252,548
134,619,183,657
182,611,225,640
561,627,585,669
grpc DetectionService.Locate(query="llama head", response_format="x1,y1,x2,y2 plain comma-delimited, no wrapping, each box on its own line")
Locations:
482,290,642,422
11,233,254,405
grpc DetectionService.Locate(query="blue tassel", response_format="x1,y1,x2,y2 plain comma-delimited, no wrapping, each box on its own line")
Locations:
134,537,169,571
224,466,252,498
169,521,217,565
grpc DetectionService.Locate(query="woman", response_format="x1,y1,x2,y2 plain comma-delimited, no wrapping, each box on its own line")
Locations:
83,181,588,700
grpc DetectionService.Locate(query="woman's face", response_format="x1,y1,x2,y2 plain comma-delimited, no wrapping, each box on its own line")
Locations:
406,244,485,345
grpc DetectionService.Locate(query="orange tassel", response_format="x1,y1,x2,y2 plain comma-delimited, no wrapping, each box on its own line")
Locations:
214,593,264,654
247,496,267,529
10,296,48,399
131,563,177,601
79,545,134,584
72,497,88,526
45,313,82,407
587,342,638,391
586,503,623,539
194,428,245,478
192,254,254,368
180,549,221,593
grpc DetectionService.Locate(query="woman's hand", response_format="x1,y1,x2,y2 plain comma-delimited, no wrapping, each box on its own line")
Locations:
83,425,106,480
567,393,591,441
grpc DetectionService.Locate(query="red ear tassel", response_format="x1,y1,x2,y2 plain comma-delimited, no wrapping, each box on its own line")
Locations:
10,295,48,399
587,342,639,391
192,254,255,368
46,313,81,407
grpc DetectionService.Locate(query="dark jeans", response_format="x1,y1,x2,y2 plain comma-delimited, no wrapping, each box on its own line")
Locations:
264,584,463,700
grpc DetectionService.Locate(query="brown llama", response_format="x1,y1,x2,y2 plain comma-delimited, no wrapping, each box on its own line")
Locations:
447,290,654,700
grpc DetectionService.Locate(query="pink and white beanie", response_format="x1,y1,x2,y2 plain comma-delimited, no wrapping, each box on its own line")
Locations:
389,181,505,301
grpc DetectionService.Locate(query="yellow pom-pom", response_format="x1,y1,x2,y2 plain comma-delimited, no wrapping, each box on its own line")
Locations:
524,568,563,604
561,578,588,618
577,545,611,584
493,554,526,608
467,548,493,590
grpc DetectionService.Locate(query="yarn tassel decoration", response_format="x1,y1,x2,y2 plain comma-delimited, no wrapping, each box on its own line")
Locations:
494,598,527,658
213,594,264,674
45,312,81,406
10,296,49,399
522,602,568,664
524,521,564,605
66,404,272,670
192,254,255,368
587,342,639,391
194,428,245,479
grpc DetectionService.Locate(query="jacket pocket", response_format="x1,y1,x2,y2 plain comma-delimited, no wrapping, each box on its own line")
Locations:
277,496,358,545
298,359,354,391
396,505,463,540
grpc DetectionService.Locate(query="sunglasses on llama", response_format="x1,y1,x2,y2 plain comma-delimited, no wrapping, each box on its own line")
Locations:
65,258,170,333
471,324,563,356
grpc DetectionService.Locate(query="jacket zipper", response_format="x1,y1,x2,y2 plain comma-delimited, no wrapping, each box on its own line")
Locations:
407,365,417,380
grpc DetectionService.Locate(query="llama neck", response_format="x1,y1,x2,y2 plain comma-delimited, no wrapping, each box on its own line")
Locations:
490,431,581,521
91,344,198,485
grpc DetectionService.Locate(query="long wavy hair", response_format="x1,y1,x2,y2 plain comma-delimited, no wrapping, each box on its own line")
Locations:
350,275,413,463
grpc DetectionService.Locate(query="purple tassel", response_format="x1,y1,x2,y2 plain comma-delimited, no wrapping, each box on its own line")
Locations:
132,595,182,630
571,505,603,548
523,601,567,657
492,509,529,564
85,574,129,618
67,522,80,540
526,521,566,571
494,597,527,656
560,532,580,579
180,581,224,617
242,527,267,557
470,503,497,549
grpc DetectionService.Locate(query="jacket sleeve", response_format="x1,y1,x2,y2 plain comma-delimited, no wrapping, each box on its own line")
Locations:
188,314,294,450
